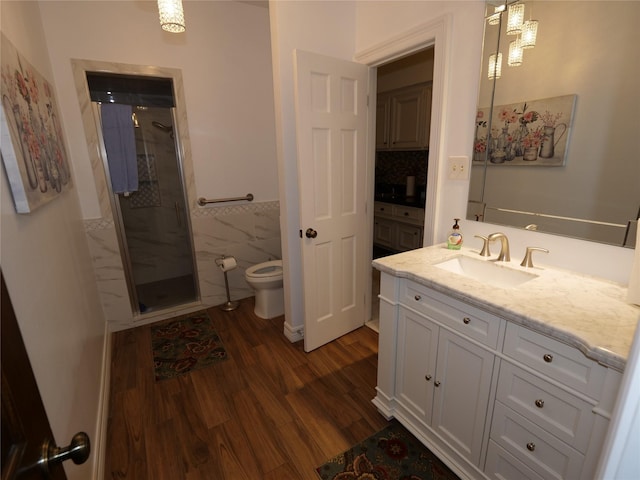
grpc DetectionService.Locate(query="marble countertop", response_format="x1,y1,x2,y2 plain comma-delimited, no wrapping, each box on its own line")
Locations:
373,245,640,371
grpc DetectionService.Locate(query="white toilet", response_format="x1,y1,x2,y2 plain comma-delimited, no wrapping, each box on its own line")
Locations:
244,260,284,319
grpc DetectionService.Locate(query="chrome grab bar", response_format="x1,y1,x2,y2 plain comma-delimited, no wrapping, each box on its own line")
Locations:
197,193,254,206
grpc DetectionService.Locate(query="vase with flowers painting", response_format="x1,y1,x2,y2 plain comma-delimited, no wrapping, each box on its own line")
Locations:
522,128,543,161
539,110,567,159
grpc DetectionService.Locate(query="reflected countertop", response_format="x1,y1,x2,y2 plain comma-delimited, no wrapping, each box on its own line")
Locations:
373,245,640,371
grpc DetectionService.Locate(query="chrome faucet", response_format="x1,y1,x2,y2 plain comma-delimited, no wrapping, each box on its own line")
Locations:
488,232,510,262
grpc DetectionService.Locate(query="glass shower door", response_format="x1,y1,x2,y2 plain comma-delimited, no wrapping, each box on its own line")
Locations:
114,106,198,313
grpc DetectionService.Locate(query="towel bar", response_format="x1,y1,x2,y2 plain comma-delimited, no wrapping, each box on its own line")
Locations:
197,193,254,206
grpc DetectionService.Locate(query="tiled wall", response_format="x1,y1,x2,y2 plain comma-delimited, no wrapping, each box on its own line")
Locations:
375,150,429,187
85,201,281,330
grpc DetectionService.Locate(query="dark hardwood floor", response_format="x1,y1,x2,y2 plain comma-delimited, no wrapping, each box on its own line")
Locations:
105,298,389,479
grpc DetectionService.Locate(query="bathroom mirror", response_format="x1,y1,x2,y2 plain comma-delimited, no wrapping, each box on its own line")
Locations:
468,1,639,247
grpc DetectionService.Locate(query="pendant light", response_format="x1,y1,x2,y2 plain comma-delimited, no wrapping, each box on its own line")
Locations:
521,19,539,48
158,0,186,33
488,53,502,80
488,4,506,25
506,3,525,35
508,38,523,66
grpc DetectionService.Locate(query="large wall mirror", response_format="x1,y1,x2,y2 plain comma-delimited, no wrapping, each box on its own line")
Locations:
468,1,639,248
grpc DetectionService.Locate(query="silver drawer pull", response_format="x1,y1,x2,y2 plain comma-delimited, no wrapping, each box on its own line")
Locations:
543,353,553,363
535,399,544,408
526,442,536,452
414,295,421,301
425,374,432,381
434,380,441,387
463,317,471,324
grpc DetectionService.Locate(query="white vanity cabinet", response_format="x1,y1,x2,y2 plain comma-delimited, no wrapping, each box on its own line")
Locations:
374,271,622,480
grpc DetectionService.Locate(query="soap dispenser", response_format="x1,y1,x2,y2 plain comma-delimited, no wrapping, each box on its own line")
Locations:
447,218,463,250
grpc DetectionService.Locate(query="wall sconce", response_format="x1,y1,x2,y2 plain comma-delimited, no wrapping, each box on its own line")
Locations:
158,0,186,33
488,53,503,79
508,38,523,66
521,20,539,48
506,3,525,35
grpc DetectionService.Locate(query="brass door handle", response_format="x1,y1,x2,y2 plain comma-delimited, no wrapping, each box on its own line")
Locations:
39,432,90,473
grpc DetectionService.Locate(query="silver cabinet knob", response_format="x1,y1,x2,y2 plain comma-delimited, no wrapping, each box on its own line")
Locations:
463,317,471,324
414,295,421,301
526,442,536,452
535,399,545,408
434,380,441,387
543,353,553,363
425,374,432,381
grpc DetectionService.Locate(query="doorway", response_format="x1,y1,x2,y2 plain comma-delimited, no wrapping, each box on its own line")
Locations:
87,73,199,314
367,47,435,333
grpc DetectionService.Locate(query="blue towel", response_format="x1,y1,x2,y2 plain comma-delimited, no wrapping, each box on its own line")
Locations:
101,103,138,194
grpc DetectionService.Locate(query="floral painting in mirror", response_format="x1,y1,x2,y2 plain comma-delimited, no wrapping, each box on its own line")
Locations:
0,33,73,213
474,94,576,166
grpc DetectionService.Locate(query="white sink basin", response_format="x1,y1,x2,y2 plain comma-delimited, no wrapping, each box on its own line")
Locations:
434,255,538,288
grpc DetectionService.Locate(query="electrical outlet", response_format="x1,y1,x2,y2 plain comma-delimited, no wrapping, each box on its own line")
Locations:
448,155,469,180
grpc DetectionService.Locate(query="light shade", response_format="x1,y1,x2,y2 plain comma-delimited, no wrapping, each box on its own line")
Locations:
521,20,539,48
158,0,186,33
488,53,502,79
488,4,505,25
508,38,523,66
506,3,525,35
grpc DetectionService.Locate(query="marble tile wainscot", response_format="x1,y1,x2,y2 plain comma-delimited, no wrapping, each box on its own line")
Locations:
84,200,282,331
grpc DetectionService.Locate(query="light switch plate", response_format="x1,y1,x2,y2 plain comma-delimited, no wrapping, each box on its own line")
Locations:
448,155,470,180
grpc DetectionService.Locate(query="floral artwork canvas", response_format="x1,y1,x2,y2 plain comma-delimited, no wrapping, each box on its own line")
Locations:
474,94,576,166
0,33,73,213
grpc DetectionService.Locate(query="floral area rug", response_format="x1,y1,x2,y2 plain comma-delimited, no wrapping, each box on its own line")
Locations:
151,310,228,381
316,421,461,480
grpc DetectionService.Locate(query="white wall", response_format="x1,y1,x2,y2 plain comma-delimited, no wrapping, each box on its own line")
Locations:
0,3,106,479
39,0,279,219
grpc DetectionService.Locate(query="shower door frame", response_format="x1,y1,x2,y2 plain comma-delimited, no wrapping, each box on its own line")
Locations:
92,102,200,316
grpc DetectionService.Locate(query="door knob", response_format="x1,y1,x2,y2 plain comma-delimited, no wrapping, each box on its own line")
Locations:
39,432,91,474
305,228,318,239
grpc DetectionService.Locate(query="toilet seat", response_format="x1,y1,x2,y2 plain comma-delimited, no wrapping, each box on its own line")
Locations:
245,260,283,279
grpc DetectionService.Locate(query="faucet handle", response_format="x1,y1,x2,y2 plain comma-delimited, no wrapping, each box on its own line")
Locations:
520,247,549,268
474,235,491,257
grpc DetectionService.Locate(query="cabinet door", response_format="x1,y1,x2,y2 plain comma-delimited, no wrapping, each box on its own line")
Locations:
396,223,423,251
395,308,439,424
390,87,423,149
376,93,391,149
373,218,395,250
432,329,495,467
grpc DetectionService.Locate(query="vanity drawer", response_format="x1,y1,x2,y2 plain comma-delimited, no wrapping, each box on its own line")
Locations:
374,202,394,218
485,441,545,480
400,280,502,348
496,362,595,453
392,205,424,224
503,323,607,399
490,401,585,480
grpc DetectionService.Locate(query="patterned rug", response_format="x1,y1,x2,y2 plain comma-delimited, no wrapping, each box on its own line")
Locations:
316,421,461,480
151,310,228,381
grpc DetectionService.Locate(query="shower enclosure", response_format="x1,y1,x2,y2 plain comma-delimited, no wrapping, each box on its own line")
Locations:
87,73,199,314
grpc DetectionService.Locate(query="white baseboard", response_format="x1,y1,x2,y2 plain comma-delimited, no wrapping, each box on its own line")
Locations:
283,321,304,343
92,323,112,480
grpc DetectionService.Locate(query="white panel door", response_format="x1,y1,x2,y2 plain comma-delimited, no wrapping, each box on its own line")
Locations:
293,50,369,352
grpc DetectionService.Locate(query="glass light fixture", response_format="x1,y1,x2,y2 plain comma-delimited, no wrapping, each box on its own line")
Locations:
488,4,506,25
506,3,525,35
521,20,539,48
488,53,502,79
508,38,523,66
158,0,186,33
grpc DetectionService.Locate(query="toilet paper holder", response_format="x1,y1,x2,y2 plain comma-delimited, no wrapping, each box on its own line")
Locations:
216,256,239,311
